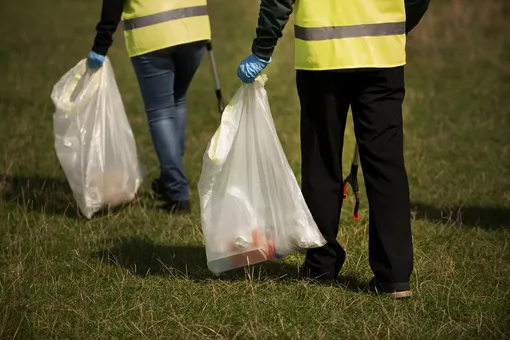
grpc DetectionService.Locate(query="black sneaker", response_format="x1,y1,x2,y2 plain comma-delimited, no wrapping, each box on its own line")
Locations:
152,179,191,214
151,178,166,200
162,200,191,214
298,264,337,286
368,277,412,299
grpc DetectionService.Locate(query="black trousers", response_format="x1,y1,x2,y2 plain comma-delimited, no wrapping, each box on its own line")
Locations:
297,67,413,290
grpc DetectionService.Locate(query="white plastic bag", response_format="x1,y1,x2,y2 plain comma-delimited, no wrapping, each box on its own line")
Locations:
51,57,144,219
198,75,326,275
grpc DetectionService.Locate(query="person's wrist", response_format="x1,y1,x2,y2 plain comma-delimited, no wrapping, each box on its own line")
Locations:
91,45,108,57
253,54,271,65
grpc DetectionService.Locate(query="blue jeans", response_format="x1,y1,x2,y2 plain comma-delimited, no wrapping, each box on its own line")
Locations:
131,41,206,201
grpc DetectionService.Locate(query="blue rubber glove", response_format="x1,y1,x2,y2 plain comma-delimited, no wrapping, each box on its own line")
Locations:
87,51,105,69
237,54,271,83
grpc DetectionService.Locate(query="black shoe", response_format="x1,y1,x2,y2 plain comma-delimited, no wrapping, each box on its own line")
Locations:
152,179,191,214
151,178,166,200
162,200,191,214
299,247,346,286
298,264,337,286
368,277,412,299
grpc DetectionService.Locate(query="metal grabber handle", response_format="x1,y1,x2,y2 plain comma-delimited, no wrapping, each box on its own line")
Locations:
206,41,225,114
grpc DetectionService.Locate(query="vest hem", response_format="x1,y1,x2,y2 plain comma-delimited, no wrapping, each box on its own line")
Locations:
294,61,406,71
126,35,211,58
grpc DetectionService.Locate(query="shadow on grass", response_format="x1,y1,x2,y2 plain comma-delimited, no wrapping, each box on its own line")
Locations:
90,236,369,291
90,236,301,283
336,275,367,293
0,174,141,218
411,202,510,230
0,174,80,217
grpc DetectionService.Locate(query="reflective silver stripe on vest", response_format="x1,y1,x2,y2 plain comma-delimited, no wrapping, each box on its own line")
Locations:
123,5,208,30
295,21,406,41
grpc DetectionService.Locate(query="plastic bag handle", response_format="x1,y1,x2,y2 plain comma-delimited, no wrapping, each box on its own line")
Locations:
52,58,107,114
254,74,268,87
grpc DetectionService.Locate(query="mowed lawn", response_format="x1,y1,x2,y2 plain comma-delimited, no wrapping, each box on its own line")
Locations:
1,0,509,338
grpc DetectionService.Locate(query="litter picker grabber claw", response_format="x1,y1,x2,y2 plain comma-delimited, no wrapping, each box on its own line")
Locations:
343,143,361,220
206,41,225,114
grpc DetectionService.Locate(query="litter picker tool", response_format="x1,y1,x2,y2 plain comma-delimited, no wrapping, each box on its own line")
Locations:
206,41,225,114
343,142,361,220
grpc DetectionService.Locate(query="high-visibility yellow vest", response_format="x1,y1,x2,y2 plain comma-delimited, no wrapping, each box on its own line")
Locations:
293,0,407,70
121,0,211,58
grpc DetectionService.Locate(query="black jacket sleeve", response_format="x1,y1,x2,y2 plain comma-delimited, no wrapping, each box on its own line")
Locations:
405,0,431,33
91,0,126,56
251,0,294,61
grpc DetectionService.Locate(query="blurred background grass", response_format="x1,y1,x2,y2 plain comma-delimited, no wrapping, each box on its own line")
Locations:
0,0,509,338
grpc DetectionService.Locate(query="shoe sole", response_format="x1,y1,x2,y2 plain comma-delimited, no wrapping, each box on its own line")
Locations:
391,290,412,299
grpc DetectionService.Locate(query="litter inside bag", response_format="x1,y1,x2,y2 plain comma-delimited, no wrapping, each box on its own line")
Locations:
51,57,144,218
198,75,326,275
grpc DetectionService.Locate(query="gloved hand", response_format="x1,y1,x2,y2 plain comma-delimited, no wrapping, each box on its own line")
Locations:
237,54,271,83
87,51,105,69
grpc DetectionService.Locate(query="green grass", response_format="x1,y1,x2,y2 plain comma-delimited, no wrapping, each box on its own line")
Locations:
1,0,510,338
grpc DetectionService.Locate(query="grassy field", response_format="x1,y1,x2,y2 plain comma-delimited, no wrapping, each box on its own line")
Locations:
1,0,510,338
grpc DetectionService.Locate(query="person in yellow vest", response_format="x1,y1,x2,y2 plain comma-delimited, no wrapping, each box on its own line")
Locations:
87,0,212,213
237,0,430,298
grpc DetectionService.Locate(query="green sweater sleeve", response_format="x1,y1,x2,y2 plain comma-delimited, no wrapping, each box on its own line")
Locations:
251,0,294,61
